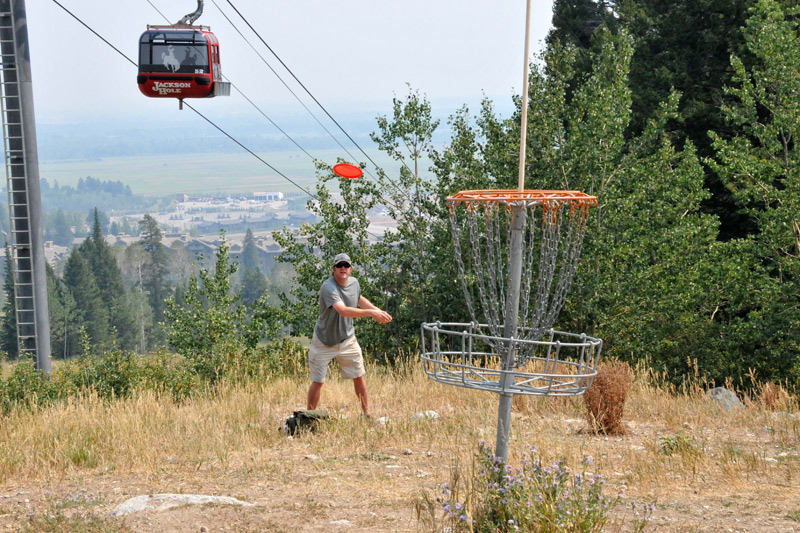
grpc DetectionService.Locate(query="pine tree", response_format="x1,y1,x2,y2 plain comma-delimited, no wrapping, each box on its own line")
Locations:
45,262,74,359
241,267,268,307
80,209,137,350
138,214,172,346
52,209,74,246
0,244,18,358
240,228,260,274
62,248,109,351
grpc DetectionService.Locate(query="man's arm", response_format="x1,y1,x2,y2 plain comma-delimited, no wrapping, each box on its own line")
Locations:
331,297,392,323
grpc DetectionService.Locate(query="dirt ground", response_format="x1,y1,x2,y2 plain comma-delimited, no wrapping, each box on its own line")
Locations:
1,416,799,532
0,437,800,533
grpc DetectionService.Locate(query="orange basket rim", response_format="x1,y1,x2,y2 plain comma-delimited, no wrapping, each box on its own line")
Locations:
446,189,597,204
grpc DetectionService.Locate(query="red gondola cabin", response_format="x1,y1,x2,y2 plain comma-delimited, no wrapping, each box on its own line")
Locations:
137,25,230,99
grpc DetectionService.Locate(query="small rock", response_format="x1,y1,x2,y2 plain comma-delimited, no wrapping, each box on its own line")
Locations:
706,387,743,411
402,448,413,455
413,410,439,420
304,454,321,461
109,494,253,517
330,519,353,527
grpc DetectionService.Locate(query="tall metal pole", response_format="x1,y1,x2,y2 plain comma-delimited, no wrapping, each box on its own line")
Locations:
3,0,51,371
494,0,533,462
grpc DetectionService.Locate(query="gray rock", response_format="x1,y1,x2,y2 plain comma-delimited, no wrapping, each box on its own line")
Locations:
706,387,743,411
109,493,253,517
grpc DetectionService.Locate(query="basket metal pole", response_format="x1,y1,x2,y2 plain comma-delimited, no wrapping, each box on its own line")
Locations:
495,204,526,461
495,0,533,463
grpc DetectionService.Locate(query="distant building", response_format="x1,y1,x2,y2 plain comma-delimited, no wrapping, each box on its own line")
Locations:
253,191,284,202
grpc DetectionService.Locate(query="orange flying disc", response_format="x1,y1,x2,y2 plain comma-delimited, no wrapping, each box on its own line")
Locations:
333,163,363,179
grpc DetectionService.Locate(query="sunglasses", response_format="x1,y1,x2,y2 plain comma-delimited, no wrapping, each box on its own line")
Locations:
335,262,351,269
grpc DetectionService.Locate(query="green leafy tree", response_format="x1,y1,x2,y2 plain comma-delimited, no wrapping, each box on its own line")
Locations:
430,29,726,383
273,161,382,342
706,0,800,383
550,0,757,239
164,236,280,380
369,86,447,348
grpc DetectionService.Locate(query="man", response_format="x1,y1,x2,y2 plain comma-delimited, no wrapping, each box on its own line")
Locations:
307,252,392,417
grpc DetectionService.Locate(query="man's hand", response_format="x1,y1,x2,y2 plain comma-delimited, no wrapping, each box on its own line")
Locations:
371,309,392,324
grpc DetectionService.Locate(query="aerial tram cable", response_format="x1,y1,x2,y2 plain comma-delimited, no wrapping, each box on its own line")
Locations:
146,0,404,208
49,0,398,240
209,0,413,214
221,0,418,204
182,101,320,200
223,0,387,175
144,0,317,161
146,0,417,211
47,0,317,202
48,0,388,241
209,0,381,180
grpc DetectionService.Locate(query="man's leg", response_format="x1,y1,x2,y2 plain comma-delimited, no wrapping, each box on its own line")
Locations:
353,375,369,415
307,381,324,410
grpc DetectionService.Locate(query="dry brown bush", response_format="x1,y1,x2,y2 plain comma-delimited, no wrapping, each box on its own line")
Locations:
760,382,791,411
582,361,633,435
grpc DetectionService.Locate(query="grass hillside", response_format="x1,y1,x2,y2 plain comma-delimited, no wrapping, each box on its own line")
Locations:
0,358,797,532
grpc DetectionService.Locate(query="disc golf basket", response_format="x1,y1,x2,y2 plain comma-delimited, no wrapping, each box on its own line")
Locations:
419,0,602,461
421,190,603,460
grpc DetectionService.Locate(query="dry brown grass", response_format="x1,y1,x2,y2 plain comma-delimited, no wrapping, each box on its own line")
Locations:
760,381,793,411
582,361,633,435
0,358,798,532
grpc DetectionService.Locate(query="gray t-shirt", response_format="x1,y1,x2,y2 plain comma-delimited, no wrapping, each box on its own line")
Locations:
313,275,361,346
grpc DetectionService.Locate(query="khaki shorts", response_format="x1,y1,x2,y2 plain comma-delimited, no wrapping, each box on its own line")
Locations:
308,334,365,383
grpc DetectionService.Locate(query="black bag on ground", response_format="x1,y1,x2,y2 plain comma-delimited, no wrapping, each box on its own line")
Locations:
284,409,329,435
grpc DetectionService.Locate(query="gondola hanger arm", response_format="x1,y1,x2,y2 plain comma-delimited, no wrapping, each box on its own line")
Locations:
177,0,204,25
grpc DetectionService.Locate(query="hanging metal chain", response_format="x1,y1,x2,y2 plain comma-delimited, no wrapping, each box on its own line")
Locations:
447,195,594,367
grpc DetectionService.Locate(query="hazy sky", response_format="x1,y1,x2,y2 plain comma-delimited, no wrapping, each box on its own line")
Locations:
28,0,555,126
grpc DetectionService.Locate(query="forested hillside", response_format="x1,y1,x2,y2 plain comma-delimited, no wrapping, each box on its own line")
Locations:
277,0,799,387
2,0,797,390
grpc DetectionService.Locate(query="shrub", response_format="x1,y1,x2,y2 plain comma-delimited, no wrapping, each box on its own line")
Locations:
583,361,633,435
139,349,200,400
2,358,60,412
429,443,618,532
63,348,143,400
658,433,699,457
227,338,307,381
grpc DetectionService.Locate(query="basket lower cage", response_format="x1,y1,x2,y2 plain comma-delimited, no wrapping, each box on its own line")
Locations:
421,322,602,396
